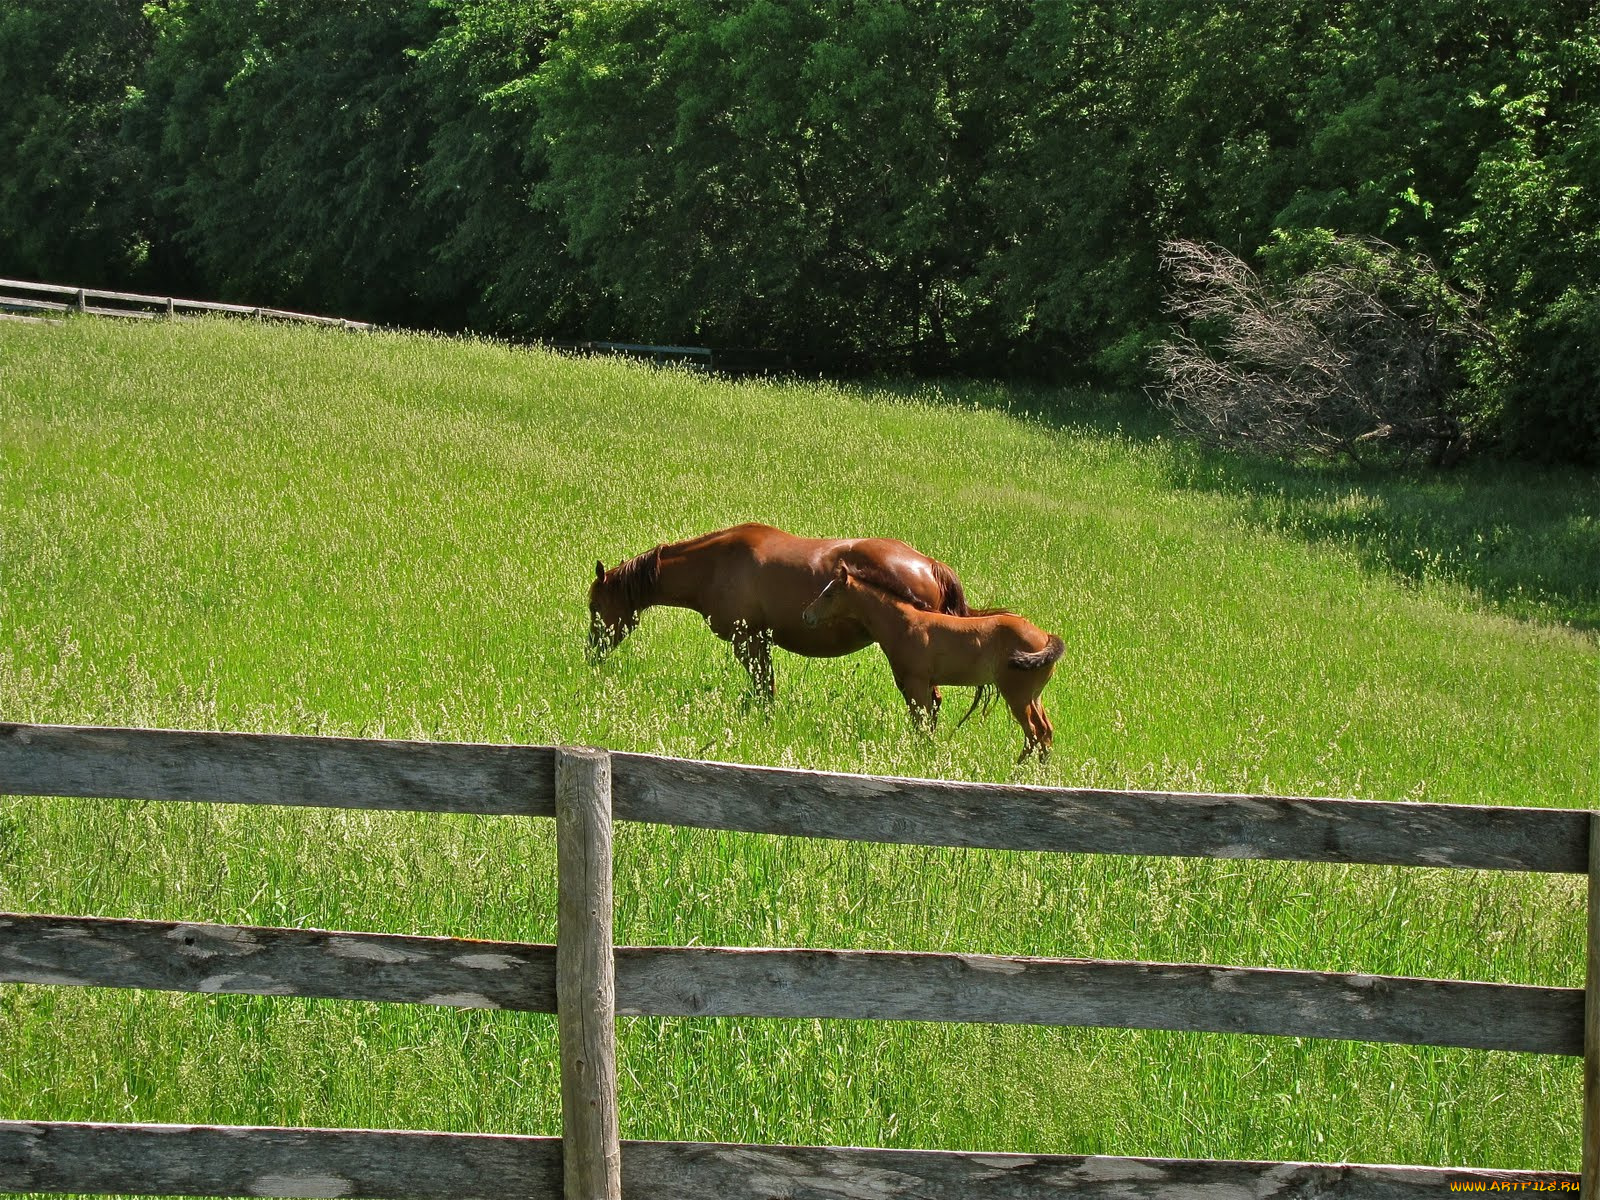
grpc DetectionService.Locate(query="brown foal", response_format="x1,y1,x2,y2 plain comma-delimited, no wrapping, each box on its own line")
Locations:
802,563,1064,761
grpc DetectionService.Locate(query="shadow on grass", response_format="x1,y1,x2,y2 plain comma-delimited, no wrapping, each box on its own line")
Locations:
888,377,1600,631
1169,448,1600,630
860,376,1170,441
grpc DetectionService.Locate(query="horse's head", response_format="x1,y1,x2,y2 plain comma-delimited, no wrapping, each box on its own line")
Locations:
588,559,639,658
589,549,662,658
802,563,853,628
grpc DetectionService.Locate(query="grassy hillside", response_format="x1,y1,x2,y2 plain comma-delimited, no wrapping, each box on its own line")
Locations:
1,316,1596,1185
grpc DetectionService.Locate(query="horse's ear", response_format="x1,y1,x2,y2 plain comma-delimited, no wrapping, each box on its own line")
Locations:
595,560,606,583
834,562,851,581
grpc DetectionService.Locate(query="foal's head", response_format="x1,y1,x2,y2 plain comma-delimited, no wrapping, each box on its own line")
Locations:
587,549,658,657
802,563,856,628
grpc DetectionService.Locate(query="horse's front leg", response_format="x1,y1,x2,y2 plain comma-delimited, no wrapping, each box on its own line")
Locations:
730,622,776,701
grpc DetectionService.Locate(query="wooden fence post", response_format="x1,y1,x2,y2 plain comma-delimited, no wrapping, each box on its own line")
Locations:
555,747,621,1200
1584,812,1600,1196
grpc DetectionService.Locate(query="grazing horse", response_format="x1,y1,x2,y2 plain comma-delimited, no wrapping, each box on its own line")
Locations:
802,562,1064,761
587,523,970,698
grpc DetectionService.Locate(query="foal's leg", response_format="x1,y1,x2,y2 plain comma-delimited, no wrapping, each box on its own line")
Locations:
1028,700,1054,762
894,672,938,734
1005,690,1039,762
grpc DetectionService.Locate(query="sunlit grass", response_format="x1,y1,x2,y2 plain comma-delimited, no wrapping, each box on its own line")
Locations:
0,316,1595,1188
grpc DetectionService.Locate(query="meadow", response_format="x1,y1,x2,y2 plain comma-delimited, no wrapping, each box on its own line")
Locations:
1,316,1596,1193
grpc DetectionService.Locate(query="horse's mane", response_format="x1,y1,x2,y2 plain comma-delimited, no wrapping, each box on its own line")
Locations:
662,527,736,555
608,546,661,610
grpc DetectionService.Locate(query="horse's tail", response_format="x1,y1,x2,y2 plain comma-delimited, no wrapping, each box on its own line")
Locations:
930,559,971,617
1009,634,1065,671
953,684,994,730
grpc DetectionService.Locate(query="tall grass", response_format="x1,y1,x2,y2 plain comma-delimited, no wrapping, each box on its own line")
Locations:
1,317,1595,1192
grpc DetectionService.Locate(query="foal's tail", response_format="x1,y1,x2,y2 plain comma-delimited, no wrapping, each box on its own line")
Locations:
1009,634,1065,671
930,559,971,617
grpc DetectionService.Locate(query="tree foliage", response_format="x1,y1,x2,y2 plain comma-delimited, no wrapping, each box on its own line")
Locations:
0,1,159,285
2,0,1595,460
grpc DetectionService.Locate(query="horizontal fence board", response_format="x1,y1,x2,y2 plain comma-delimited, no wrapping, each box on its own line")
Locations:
0,914,558,1012
619,946,1582,1055
0,1121,562,1200
0,723,1580,876
0,277,77,296
3,915,1579,1053
0,723,554,815
80,286,170,305
613,752,1591,873
0,1123,1574,1200
256,305,366,327
626,1141,1577,1200
170,297,261,315
4,724,1584,871
0,295,70,313
0,280,372,325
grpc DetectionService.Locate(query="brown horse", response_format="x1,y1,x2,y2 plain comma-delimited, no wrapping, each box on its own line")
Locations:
802,562,1065,761
588,523,970,698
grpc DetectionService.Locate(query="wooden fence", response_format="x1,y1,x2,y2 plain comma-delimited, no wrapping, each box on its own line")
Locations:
0,278,373,330
0,720,1591,1198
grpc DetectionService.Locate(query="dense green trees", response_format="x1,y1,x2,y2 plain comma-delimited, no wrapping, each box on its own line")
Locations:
2,0,1594,460
0,2,161,285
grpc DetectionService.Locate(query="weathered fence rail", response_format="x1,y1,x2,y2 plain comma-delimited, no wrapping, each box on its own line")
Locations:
0,277,373,330
0,720,1591,1199
0,911,1581,1054
8,1122,1563,1200
5,722,1583,870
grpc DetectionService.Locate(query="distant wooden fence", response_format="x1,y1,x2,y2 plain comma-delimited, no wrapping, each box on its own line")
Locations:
0,278,373,330
0,721,1591,1198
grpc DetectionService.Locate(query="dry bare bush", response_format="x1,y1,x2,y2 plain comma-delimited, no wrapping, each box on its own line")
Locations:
1151,238,1490,465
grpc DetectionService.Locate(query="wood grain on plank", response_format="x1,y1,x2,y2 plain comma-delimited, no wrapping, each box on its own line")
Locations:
0,1123,1576,1200
624,1140,1578,1200
0,722,554,815
0,914,558,1011
618,945,1580,1055
554,747,622,1200
0,1121,561,1199
612,751,1589,872
2,914,1578,1054
2,724,1582,871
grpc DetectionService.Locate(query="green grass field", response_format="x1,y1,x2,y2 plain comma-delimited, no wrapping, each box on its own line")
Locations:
1,316,1597,1191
